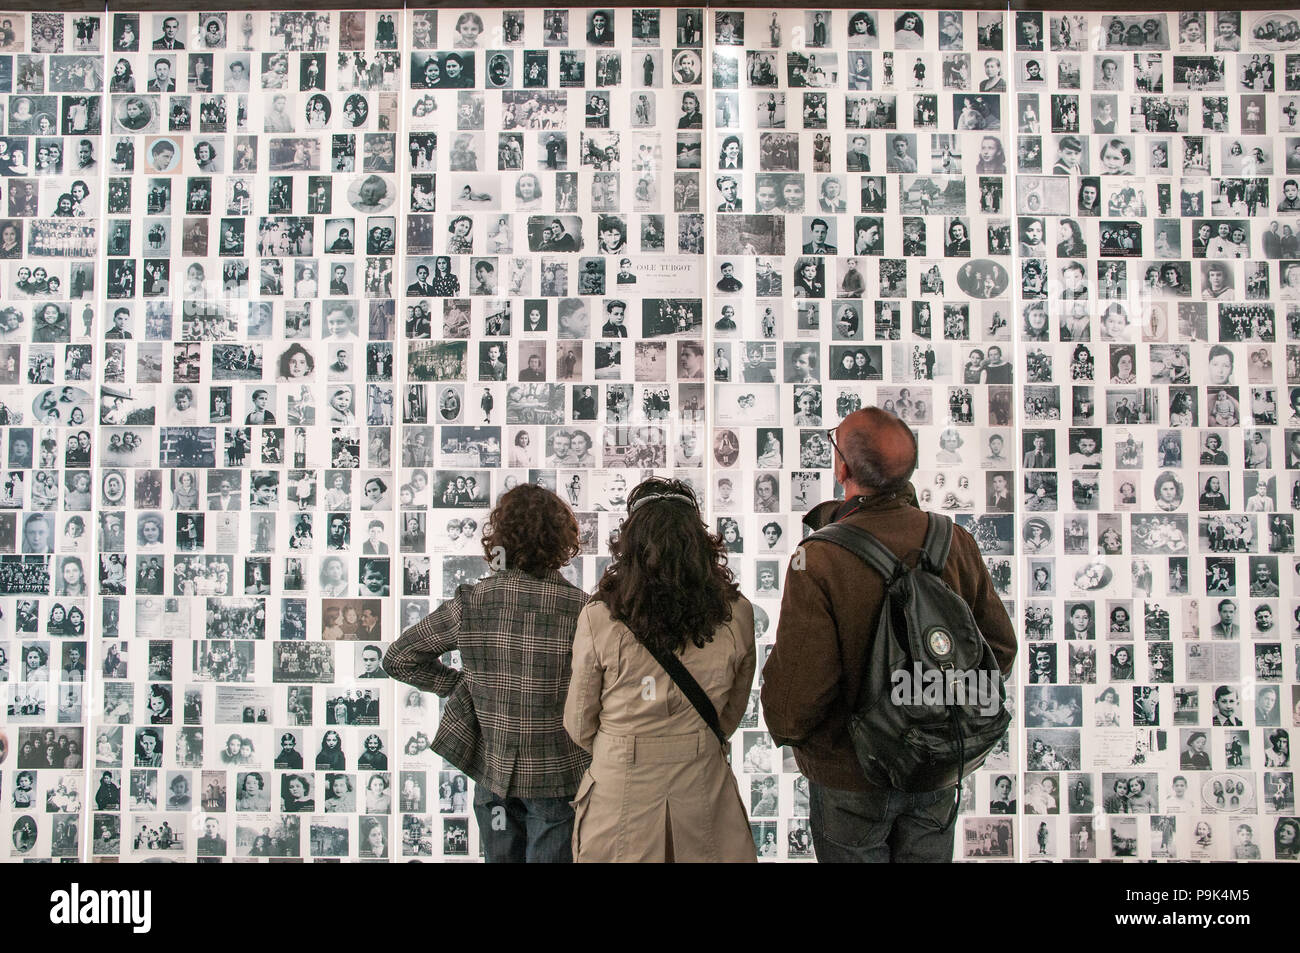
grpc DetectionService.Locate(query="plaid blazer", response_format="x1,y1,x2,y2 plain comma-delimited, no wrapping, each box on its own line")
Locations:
384,569,592,799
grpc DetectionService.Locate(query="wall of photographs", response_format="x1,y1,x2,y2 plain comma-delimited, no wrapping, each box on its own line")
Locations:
0,10,102,861
1010,7,1299,863
706,6,1022,860
0,6,1295,863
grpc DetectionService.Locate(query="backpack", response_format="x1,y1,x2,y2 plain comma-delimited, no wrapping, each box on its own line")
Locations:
808,513,1010,799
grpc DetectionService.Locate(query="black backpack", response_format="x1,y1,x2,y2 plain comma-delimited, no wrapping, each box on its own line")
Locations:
809,513,1010,800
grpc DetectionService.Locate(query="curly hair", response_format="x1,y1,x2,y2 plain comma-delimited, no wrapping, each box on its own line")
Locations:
481,484,579,576
595,478,739,656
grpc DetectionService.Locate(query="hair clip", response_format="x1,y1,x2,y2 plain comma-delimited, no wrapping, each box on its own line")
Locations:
629,492,696,514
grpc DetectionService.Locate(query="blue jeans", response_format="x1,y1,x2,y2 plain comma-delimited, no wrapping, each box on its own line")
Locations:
472,785,574,863
808,782,956,863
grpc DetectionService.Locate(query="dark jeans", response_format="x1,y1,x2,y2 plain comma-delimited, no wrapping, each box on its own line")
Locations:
809,782,956,863
472,785,574,863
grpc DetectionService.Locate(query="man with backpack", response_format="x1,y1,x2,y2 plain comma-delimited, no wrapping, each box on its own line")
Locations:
762,408,1017,861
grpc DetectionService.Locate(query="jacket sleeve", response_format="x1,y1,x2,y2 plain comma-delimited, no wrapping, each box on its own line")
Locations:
954,526,1018,677
383,592,464,697
719,600,757,739
564,606,603,752
760,547,843,748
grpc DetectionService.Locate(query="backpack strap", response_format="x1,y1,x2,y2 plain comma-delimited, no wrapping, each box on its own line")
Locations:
808,522,901,582
920,513,954,574
641,641,728,750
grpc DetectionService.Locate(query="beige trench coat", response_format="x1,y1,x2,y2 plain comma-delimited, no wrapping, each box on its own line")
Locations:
564,598,757,863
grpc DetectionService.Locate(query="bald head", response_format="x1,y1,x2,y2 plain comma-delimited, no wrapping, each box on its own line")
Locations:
834,408,917,496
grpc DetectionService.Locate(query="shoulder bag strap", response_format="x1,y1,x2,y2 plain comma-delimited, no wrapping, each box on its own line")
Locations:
642,641,728,749
920,513,954,574
808,522,901,581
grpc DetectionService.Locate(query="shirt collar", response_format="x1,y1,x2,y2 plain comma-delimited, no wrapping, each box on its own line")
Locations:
802,482,920,532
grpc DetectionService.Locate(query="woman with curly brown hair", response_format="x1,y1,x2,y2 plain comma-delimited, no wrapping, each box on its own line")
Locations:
565,477,757,862
385,483,590,862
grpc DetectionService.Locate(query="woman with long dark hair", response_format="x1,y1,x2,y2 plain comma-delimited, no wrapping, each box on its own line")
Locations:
565,477,756,862
109,58,135,92
315,730,345,770
385,484,589,863
1199,475,1229,510
1276,817,1299,859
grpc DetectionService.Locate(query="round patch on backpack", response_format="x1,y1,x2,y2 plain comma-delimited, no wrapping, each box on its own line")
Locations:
926,627,954,660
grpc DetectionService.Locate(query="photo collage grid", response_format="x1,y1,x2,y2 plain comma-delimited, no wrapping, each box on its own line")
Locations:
0,7,1294,863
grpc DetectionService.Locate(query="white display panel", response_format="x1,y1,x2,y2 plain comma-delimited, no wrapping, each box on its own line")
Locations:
1011,9,1296,863
0,7,1292,864
0,11,101,860
396,6,705,860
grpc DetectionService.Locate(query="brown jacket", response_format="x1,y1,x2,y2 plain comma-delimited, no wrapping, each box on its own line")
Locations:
565,598,757,862
761,486,1017,792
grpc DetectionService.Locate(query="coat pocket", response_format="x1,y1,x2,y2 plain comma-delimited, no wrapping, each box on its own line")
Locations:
569,771,596,859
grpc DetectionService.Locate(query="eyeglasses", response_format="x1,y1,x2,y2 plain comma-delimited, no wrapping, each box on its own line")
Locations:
826,429,842,463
